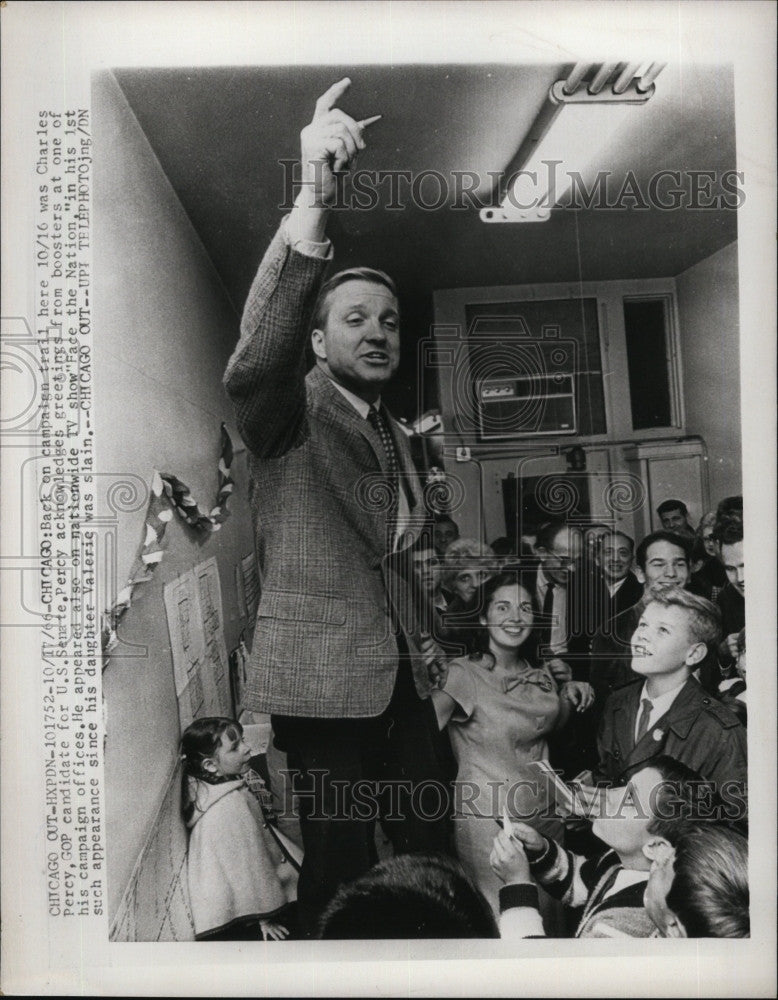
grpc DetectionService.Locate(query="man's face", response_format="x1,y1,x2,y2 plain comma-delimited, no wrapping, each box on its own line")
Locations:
636,539,690,592
660,507,691,534
720,540,745,596
412,548,440,594
736,646,747,681
311,279,400,400
598,533,634,585
631,601,699,678
537,527,582,587
591,766,663,857
433,520,458,557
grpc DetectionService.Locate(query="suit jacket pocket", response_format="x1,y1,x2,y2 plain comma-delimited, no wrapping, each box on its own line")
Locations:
258,590,347,626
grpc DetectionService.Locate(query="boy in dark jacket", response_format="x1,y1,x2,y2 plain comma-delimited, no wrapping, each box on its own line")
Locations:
595,589,746,791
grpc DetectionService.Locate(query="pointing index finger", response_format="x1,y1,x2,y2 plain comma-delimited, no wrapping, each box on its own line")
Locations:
314,77,352,118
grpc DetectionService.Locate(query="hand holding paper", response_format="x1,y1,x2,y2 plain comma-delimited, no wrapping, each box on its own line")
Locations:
490,827,531,884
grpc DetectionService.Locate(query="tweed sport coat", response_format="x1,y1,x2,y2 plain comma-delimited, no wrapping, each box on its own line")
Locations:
224,220,428,718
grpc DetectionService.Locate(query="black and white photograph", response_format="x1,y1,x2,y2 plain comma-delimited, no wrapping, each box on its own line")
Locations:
1,2,775,995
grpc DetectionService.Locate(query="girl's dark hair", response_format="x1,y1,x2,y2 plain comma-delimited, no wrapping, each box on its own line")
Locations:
466,565,540,663
318,853,499,939
180,716,242,822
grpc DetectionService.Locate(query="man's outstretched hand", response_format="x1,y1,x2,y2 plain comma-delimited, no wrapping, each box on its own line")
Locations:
299,77,380,207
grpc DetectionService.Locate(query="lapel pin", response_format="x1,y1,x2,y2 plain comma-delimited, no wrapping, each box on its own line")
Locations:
653,729,664,741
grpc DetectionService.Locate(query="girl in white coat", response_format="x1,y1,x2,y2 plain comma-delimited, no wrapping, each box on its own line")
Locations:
182,717,299,940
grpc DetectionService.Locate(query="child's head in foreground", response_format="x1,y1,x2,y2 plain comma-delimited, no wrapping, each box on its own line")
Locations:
631,588,722,682
643,822,749,937
317,853,499,939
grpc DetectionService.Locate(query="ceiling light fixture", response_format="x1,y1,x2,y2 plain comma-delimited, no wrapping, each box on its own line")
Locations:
480,62,666,224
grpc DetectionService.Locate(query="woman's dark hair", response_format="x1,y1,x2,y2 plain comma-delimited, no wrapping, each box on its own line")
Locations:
180,716,242,822
466,565,540,662
317,853,499,939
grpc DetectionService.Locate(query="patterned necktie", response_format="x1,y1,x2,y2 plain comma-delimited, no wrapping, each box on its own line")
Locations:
367,406,400,523
636,697,654,741
539,579,555,652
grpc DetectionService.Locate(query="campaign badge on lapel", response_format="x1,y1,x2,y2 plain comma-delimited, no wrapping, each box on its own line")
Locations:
653,729,664,741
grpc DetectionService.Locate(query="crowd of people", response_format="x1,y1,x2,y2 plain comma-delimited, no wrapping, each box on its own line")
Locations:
180,79,749,943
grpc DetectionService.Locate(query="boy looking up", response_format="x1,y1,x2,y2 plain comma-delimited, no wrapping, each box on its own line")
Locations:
596,590,746,790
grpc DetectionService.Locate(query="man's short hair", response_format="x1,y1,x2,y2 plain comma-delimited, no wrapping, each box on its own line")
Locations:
310,267,398,333
597,530,635,554
644,588,722,647
641,756,714,839
635,530,692,570
666,824,750,937
317,854,499,939
535,519,569,552
713,515,744,547
657,498,689,518
716,495,743,520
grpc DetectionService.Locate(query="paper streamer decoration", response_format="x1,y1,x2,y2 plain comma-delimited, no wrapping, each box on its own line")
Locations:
100,424,234,661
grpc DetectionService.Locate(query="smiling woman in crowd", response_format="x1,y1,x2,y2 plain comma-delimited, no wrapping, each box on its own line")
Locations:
430,567,594,930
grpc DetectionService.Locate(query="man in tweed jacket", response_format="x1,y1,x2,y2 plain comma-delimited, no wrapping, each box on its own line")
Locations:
223,79,449,934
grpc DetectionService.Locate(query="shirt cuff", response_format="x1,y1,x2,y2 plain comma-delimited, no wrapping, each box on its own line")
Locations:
283,214,333,259
497,883,545,939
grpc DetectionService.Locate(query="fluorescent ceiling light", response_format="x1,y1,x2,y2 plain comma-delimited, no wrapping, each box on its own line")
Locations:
481,64,662,224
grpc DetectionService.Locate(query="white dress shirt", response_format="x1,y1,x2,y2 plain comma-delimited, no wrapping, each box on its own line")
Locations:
329,384,411,546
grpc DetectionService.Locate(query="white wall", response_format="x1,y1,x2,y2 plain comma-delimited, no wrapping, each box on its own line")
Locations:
93,71,255,928
676,241,742,508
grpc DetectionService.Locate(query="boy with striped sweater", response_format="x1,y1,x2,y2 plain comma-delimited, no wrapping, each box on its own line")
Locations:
491,757,709,938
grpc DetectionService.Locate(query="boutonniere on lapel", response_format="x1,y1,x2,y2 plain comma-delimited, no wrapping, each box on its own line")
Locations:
652,729,664,741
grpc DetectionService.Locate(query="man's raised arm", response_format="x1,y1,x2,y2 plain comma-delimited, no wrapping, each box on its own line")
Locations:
223,78,379,456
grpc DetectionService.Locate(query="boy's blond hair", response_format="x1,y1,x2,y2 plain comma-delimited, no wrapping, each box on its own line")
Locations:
644,588,722,647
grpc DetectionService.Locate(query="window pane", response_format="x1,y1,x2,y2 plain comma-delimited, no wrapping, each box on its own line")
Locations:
464,298,606,437
623,299,673,429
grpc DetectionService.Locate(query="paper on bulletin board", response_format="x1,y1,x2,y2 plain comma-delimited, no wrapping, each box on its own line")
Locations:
194,557,231,717
163,559,230,730
162,570,205,701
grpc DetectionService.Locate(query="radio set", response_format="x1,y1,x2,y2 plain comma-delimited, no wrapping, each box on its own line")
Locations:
476,370,577,439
